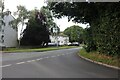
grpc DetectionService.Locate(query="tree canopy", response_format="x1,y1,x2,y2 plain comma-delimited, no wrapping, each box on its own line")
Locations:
48,2,120,56
20,6,57,47
64,25,84,43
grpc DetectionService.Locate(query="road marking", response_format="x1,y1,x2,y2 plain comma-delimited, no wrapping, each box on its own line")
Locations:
27,60,36,62
27,61,33,62
36,58,43,61
44,57,49,59
51,56,56,58
16,62,25,64
61,54,65,55
1,64,12,68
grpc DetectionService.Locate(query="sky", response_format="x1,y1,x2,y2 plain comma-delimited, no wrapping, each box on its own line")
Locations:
4,0,88,32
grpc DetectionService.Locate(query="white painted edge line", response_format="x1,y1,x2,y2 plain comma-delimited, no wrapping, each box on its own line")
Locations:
16,62,25,64
1,64,12,68
78,53,120,70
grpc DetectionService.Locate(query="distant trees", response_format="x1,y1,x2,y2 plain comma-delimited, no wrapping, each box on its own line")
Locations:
64,25,84,43
48,2,120,56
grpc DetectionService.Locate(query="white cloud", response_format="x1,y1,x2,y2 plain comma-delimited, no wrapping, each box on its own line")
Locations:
54,17,88,31
4,0,46,12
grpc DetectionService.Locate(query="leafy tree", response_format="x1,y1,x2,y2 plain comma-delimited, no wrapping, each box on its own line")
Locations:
20,8,52,47
48,2,120,56
64,25,84,43
11,5,29,36
40,6,55,29
9,5,29,46
83,27,97,52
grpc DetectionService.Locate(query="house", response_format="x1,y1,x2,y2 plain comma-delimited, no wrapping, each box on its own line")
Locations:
0,11,17,48
50,33,69,46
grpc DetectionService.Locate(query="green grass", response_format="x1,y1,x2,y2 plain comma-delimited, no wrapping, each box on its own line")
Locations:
2,46,78,53
79,49,119,67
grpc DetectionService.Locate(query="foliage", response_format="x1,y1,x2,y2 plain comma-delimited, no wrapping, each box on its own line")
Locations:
40,6,55,28
48,2,120,56
83,27,97,52
11,5,29,32
64,25,84,43
20,10,50,47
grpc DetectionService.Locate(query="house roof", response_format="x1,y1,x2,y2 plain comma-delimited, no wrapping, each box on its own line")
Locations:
58,33,68,37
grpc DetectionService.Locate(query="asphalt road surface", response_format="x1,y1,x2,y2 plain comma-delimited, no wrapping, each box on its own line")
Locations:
1,48,119,78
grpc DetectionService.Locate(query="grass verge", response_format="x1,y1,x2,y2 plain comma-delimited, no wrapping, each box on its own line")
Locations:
79,48,119,68
2,46,78,53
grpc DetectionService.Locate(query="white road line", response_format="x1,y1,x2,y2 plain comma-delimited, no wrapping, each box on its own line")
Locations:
27,60,36,62
27,61,33,62
51,56,56,58
1,64,12,68
16,62,25,64
36,58,43,61
61,54,65,55
44,57,49,59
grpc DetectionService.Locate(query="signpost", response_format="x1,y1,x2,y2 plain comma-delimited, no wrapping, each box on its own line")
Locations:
51,24,60,47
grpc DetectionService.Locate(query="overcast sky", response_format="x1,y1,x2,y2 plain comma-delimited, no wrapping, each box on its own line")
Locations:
4,0,88,32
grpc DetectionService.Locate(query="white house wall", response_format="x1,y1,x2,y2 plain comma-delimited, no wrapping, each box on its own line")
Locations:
58,36,69,45
3,14,17,47
50,35,69,45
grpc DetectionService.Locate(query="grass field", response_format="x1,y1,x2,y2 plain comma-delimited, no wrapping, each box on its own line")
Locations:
79,49,119,67
2,46,78,53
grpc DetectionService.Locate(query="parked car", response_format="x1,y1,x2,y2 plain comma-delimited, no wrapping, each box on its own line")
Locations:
67,42,72,46
72,42,79,46
48,43,57,46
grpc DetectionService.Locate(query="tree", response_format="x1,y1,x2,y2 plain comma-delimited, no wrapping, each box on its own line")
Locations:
20,8,51,47
8,5,29,47
64,25,84,43
40,6,55,29
83,27,97,52
48,2,120,56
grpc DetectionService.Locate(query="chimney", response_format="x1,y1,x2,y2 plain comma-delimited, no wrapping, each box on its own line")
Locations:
6,9,11,15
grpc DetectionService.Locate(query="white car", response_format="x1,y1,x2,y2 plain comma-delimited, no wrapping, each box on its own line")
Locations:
48,43,57,46
72,42,79,46
67,42,72,46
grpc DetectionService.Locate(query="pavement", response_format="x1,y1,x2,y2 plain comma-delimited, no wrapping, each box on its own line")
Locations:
1,48,119,78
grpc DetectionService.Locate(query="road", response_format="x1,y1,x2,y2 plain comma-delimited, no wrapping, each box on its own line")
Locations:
1,48,119,78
